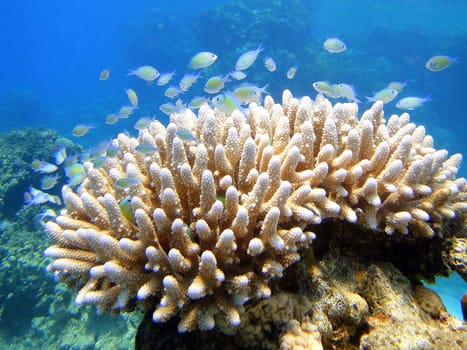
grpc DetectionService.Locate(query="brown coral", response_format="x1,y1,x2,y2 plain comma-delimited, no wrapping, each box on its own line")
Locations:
44,90,466,333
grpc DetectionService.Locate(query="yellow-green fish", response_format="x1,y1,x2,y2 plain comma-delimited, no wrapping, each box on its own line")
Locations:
425,55,458,72
54,146,67,165
164,86,182,99
188,96,209,109
72,124,94,137
65,162,85,178
115,177,138,189
175,129,198,143
229,70,247,80
179,72,202,92
134,116,153,130
119,196,135,224
99,69,110,80
235,45,263,71
157,71,176,86
189,51,218,69
204,75,230,94
396,96,431,110
135,143,159,155
312,81,333,96
125,88,138,107
286,66,297,79
323,38,347,53
337,83,360,103
127,65,159,81
365,88,398,104
211,92,243,114
233,84,268,104
264,57,276,72
105,113,120,125
118,105,136,118
387,81,407,92
40,174,60,190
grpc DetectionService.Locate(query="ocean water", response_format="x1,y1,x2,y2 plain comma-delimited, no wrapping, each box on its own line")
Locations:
0,0,466,348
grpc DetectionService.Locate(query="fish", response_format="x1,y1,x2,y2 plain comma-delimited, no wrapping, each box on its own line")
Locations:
159,102,178,115
72,124,94,137
105,113,120,125
312,81,333,96
338,83,361,103
396,96,431,110
32,160,58,174
233,84,268,104
164,86,182,99
99,69,110,80
175,129,198,143
229,71,247,80
92,156,107,169
286,66,297,79
40,174,60,190
35,208,57,223
387,81,407,92
323,38,347,53
235,45,263,71
211,92,243,114
157,71,176,86
65,162,85,178
125,88,138,107
189,51,218,69
115,177,138,189
118,105,136,118
134,116,153,130
365,88,398,104
67,173,85,187
179,72,202,92
425,55,458,72
204,75,230,94
127,66,159,81
54,146,67,165
135,143,159,155
189,96,209,109
264,57,277,72
119,196,135,223
106,143,121,158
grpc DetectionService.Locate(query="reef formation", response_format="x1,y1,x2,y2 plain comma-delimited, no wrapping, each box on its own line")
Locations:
44,91,467,348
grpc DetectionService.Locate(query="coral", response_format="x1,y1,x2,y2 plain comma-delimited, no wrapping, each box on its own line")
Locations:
44,90,467,335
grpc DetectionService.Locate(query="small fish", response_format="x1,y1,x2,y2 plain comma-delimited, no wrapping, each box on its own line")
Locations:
118,105,136,118
323,38,347,53
164,86,182,99
35,208,57,222
329,84,342,98
65,163,85,178
125,88,138,107
387,81,407,92
189,51,218,69
179,72,202,92
105,113,120,125
127,65,159,81
32,160,58,174
175,129,198,143
99,69,110,80
92,156,107,169
67,173,84,187
157,71,176,86
286,66,297,79
235,45,263,71
115,177,138,189
106,144,120,158
159,102,178,115
204,75,230,94
24,190,49,206
312,81,333,96
135,143,159,155
425,55,458,72
365,88,398,104
119,196,135,224
264,57,277,72
189,96,209,109
54,146,67,165
40,174,60,190
134,116,153,130
211,92,243,114
229,71,247,80
338,83,361,103
72,124,94,137
396,96,431,110
233,84,268,104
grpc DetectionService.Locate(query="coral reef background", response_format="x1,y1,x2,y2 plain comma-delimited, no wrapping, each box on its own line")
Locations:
0,0,466,349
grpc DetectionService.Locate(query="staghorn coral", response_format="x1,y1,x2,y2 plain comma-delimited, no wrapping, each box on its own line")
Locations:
44,90,466,333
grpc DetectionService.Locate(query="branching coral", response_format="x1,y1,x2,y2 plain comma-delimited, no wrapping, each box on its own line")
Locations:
44,90,466,333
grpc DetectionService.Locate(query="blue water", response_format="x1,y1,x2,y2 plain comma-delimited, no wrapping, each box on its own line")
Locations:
0,0,466,346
